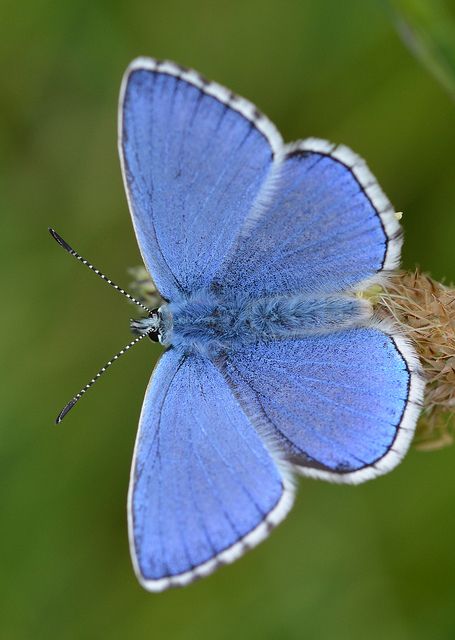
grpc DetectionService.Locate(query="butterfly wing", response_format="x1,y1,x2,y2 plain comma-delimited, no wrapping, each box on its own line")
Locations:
215,138,402,297
119,57,281,300
128,349,294,591
221,322,424,483
120,59,399,300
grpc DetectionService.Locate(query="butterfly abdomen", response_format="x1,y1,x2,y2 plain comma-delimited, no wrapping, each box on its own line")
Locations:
161,288,370,357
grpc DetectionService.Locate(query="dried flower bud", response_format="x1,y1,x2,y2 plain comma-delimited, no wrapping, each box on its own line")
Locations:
377,271,455,451
128,266,164,310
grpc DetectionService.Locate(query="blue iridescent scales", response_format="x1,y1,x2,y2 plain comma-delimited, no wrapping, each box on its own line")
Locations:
119,57,425,591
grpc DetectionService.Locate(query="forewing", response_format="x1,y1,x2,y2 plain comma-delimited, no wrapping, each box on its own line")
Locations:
215,138,402,297
119,57,281,300
221,323,424,483
128,349,294,591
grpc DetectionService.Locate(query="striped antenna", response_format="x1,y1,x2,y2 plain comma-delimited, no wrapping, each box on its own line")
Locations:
49,228,151,313
55,332,151,424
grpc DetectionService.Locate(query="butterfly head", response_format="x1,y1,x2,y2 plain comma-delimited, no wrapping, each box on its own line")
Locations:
130,308,164,343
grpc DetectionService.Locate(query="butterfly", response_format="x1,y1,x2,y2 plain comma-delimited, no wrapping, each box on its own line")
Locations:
53,57,425,592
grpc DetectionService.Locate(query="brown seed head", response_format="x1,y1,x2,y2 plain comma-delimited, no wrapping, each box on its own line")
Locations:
377,270,455,451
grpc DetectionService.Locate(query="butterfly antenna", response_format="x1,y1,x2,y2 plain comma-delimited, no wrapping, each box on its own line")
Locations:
49,228,151,313
55,332,151,424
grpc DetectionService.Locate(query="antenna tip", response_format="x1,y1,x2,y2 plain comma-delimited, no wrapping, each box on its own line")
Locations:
55,397,78,424
49,228,73,253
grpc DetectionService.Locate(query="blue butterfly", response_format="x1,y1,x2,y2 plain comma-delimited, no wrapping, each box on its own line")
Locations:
54,57,425,592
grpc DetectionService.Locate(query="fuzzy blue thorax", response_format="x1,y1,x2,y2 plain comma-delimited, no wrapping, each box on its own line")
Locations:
157,288,369,358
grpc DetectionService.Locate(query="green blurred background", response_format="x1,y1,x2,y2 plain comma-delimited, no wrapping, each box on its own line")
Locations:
1,0,454,638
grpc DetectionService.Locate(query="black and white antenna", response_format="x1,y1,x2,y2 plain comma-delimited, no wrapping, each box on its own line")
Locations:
50,228,156,424
49,228,151,313
55,332,151,424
